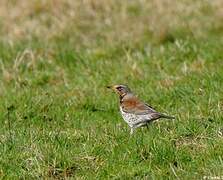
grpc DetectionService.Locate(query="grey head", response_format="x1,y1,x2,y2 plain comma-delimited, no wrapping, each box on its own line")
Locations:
107,84,132,98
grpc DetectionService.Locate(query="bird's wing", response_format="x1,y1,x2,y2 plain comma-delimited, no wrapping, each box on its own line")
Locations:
121,96,159,115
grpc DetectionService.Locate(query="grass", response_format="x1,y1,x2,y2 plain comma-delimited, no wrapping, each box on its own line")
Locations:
0,0,223,179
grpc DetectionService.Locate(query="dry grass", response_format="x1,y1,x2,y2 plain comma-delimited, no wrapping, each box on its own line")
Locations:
0,0,222,46
0,1,223,179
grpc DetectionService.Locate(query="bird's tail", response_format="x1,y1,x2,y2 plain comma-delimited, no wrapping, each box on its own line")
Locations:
160,114,175,119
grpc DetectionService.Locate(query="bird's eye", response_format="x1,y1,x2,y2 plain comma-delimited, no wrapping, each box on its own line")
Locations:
117,87,123,91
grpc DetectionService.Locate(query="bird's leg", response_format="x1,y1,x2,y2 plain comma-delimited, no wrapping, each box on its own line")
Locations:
130,127,134,135
146,124,149,130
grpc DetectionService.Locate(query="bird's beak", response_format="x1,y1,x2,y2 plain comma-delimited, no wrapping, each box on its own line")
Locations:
107,85,116,91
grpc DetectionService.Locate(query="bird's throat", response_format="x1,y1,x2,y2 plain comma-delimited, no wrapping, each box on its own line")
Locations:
119,93,126,103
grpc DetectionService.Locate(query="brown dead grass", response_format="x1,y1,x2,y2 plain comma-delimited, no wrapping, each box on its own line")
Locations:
0,0,222,46
175,135,209,150
0,48,68,91
47,164,78,179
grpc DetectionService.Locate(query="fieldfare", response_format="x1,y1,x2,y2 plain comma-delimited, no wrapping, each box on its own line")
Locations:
107,84,175,134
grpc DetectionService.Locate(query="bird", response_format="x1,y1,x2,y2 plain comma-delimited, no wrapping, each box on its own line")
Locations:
107,84,175,134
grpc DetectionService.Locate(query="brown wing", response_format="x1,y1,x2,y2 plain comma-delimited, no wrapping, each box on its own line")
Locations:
121,96,158,115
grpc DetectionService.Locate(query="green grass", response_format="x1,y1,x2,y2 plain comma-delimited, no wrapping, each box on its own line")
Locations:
0,1,223,179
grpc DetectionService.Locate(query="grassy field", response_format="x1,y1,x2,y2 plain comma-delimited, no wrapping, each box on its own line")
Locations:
0,0,223,179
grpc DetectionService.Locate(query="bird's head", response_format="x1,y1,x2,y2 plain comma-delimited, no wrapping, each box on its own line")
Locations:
107,84,131,97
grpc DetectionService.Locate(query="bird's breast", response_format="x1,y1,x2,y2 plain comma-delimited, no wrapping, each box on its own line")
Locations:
120,106,138,126
119,106,155,125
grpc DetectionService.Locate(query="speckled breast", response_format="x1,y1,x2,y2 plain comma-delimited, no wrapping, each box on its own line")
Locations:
120,107,153,127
